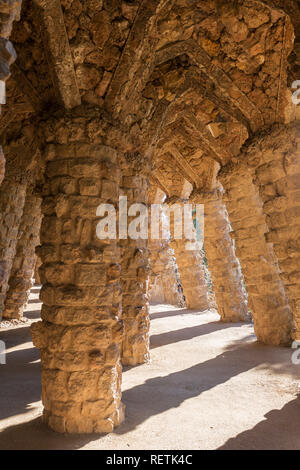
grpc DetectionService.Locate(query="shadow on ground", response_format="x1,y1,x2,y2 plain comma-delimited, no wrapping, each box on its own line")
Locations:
24,309,42,320
150,320,243,349
0,416,106,450
150,308,207,320
1,305,299,450
0,345,41,422
219,396,300,450
116,341,300,438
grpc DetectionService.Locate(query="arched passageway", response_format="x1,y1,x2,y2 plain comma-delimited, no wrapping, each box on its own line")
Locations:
0,293,300,449
0,0,300,443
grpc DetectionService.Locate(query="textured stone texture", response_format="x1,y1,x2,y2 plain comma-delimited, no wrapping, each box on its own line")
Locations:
31,135,125,434
36,0,81,109
170,232,210,311
3,188,41,319
147,185,184,307
0,170,27,319
0,120,44,320
192,187,249,322
220,161,293,345
0,0,18,105
59,0,140,107
246,123,300,339
148,237,184,307
120,153,150,366
0,0,21,182
156,189,210,311
0,37,16,95
0,0,299,436
34,256,41,284
0,0,21,38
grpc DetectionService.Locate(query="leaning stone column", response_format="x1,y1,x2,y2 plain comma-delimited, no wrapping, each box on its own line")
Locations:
3,188,42,319
31,127,124,433
192,188,249,322
148,238,184,307
166,198,209,311
246,124,300,340
219,161,293,345
34,256,42,284
147,186,184,306
0,169,27,319
120,154,150,366
170,237,209,311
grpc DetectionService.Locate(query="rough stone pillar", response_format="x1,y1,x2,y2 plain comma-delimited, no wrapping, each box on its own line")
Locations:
31,136,124,433
192,188,249,322
0,0,22,184
165,197,210,311
246,124,300,340
147,185,183,307
3,188,42,319
170,237,209,311
148,238,184,307
0,171,27,319
34,256,42,284
219,162,293,345
120,154,150,366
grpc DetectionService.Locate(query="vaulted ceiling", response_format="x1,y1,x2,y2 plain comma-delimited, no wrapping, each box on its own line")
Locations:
2,0,300,194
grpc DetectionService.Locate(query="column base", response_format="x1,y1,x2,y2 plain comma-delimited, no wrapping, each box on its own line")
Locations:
43,403,125,434
122,314,150,366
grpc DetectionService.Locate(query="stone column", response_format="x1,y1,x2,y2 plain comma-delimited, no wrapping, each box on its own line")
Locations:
192,188,249,322
31,135,124,433
166,198,209,311
170,238,209,311
120,154,150,366
148,238,184,307
247,124,300,340
219,162,293,345
0,171,27,319
34,256,42,284
3,188,42,319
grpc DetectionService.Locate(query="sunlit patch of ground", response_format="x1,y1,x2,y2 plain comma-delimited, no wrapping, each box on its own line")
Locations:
0,289,299,450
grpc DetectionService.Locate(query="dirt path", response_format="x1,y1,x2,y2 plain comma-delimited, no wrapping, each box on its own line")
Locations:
0,290,300,450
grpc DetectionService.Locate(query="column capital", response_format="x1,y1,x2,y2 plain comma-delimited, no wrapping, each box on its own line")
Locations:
4,168,34,185
121,151,152,177
165,195,188,206
189,186,224,203
218,159,256,191
39,105,143,155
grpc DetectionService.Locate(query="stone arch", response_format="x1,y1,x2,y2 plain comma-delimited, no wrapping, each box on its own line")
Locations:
0,0,299,435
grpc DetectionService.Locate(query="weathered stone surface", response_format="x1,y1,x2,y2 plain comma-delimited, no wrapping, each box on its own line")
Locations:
191,187,249,323
148,237,184,307
31,130,124,434
120,153,150,366
0,0,22,38
3,188,41,319
220,161,293,345
0,0,20,99
36,0,81,109
245,123,300,340
0,0,300,437
0,171,27,319
147,184,184,307
0,0,21,181
169,217,210,311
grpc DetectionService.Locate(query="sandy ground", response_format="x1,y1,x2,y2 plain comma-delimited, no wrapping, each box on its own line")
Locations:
0,287,300,450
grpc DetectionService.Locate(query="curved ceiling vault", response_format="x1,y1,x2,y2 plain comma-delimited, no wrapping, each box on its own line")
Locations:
1,0,299,195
